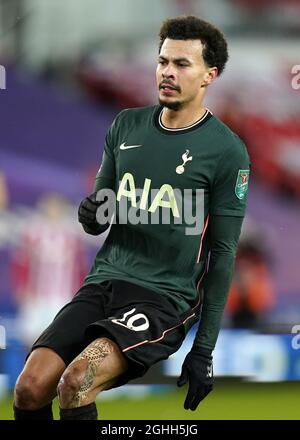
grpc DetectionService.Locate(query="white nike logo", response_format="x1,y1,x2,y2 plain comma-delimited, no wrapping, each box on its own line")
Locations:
120,142,142,150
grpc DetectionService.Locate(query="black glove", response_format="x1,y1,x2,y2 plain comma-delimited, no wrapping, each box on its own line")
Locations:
177,348,213,411
78,192,107,235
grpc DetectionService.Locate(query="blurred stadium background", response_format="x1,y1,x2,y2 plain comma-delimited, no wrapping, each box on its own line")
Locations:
0,0,300,420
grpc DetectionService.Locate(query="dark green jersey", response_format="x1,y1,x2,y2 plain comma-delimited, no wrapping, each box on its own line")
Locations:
84,105,250,330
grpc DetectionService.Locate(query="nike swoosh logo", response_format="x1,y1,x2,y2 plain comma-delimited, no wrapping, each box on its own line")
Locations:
120,142,142,150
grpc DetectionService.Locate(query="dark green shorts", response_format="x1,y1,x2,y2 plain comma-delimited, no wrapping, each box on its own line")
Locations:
31,280,194,386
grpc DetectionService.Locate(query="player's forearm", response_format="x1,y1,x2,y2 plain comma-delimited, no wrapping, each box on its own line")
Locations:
93,176,115,193
193,249,236,352
193,215,244,353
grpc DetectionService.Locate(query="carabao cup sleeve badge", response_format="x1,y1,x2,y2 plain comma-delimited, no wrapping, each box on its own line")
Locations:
235,169,250,200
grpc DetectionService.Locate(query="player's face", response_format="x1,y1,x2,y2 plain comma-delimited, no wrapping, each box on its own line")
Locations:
156,38,216,110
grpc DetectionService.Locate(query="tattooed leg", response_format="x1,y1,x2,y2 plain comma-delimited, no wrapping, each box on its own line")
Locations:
57,337,128,408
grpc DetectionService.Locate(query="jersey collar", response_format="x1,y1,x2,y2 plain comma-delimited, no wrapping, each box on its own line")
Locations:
153,106,213,135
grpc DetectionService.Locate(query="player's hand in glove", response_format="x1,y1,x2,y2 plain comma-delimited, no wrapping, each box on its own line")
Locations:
177,348,213,411
78,192,108,235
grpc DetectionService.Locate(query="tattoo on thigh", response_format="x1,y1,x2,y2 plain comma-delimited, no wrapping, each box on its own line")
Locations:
72,339,113,407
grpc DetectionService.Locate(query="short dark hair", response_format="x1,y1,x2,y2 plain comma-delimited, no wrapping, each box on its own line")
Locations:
159,15,229,76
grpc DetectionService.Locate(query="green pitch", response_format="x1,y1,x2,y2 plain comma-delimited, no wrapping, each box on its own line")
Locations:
1,382,299,420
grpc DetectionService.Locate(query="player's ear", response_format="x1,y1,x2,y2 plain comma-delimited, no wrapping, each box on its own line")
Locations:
201,67,218,87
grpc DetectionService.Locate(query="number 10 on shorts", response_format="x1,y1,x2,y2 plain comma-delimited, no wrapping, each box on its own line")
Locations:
111,308,150,331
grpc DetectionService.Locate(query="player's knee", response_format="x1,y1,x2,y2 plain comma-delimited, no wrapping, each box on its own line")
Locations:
57,361,88,406
14,372,47,410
